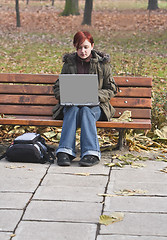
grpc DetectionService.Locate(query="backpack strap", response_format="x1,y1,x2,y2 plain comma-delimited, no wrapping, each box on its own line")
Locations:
46,145,55,164
0,152,6,161
36,142,55,164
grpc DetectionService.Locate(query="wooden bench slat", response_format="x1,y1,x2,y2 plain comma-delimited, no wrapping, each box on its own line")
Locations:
0,74,152,87
0,73,58,84
0,84,53,95
0,106,151,119
0,84,152,98
115,108,151,119
113,76,152,87
0,105,53,116
111,98,152,108
117,87,152,97
0,95,151,108
97,119,152,129
0,116,151,129
0,95,57,105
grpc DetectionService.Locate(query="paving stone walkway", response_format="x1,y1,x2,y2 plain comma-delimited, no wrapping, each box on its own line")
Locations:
0,149,167,240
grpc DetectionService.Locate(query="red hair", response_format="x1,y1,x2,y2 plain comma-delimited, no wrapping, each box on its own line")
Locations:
73,31,94,50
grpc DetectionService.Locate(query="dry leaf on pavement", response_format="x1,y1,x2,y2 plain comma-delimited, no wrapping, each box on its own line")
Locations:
159,167,167,173
74,172,90,176
114,189,148,196
98,193,116,197
99,212,124,225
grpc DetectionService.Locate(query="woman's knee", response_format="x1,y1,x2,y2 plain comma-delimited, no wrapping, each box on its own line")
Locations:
63,106,80,115
79,106,91,116
80,106,101,120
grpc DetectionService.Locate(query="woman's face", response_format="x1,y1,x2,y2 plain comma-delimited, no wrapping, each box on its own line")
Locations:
77,39,94,59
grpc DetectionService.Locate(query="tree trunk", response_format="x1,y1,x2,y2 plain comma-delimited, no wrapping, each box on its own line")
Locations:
147,0,159,10
61,0,80,16
82,0,93,26
15,0,21,27
52,0,54,6
26,0,29,5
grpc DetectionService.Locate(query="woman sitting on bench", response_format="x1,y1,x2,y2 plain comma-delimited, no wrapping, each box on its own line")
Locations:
53,31,117,167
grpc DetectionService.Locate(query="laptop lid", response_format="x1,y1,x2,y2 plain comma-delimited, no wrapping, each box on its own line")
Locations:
59,74,99,106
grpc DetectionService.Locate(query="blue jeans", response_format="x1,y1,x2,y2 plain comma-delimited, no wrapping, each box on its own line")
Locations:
56,106,102,159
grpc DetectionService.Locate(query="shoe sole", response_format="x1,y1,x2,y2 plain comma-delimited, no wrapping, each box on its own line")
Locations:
79,160,99,167
57,161,71,166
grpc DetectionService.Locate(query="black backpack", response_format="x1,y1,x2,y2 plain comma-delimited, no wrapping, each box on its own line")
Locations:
0,133,55,164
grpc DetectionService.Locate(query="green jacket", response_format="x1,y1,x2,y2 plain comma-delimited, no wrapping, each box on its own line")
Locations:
53,50,118,121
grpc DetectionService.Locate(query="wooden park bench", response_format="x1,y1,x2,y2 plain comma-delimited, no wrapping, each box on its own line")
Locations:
0,73,152,149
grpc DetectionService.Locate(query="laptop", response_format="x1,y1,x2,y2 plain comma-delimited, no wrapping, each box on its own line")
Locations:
59,74,99,106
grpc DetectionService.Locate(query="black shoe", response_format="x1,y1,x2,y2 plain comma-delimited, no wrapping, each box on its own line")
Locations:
79,155,100,167
57,152,72,166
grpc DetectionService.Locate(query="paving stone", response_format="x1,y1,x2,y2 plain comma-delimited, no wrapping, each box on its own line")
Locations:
49,156,110,175
0,232,13,240
118,160,167,171
97,235,167,240
0,210,23,231
40,173,108,188
107,181,167,196
0,160,49,174
0,192,32,209
104,196,167,213
23,201,102,223
0,176,44,192
14,221,97,240
34,185,103,202
100,212,167,236
49,163,110,175
110,168,167,183
0,161,48,192
108,165,167,196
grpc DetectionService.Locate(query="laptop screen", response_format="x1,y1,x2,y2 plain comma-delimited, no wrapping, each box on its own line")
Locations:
59,74,99,106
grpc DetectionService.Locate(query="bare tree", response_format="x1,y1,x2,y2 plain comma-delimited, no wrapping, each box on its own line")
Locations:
15,0,21,27
147,0,159,10
82,0,93,25
52,0,55,6
61,0,80,16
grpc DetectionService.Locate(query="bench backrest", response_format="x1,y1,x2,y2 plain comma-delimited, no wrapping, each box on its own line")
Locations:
0,73,152,120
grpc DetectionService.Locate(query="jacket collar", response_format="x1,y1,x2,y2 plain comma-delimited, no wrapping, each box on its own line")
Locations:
62,50,110,64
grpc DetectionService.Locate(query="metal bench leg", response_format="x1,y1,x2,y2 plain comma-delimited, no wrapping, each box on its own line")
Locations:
112,129,126,150
118,129,125,150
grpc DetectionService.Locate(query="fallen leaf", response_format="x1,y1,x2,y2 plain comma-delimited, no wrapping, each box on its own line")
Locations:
10,234,16,237
154,126,167,139
156,156,167,162
104,162,124,168
111,110,132,122
98,193,116,197
115,189,148,196
74,172,90,176
99,212,124,225
100,144,115,152
5,165,25,169
104,162,116,167
160,167,167,173
131,162,146,168
43,131,57,139
28,168,34,171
